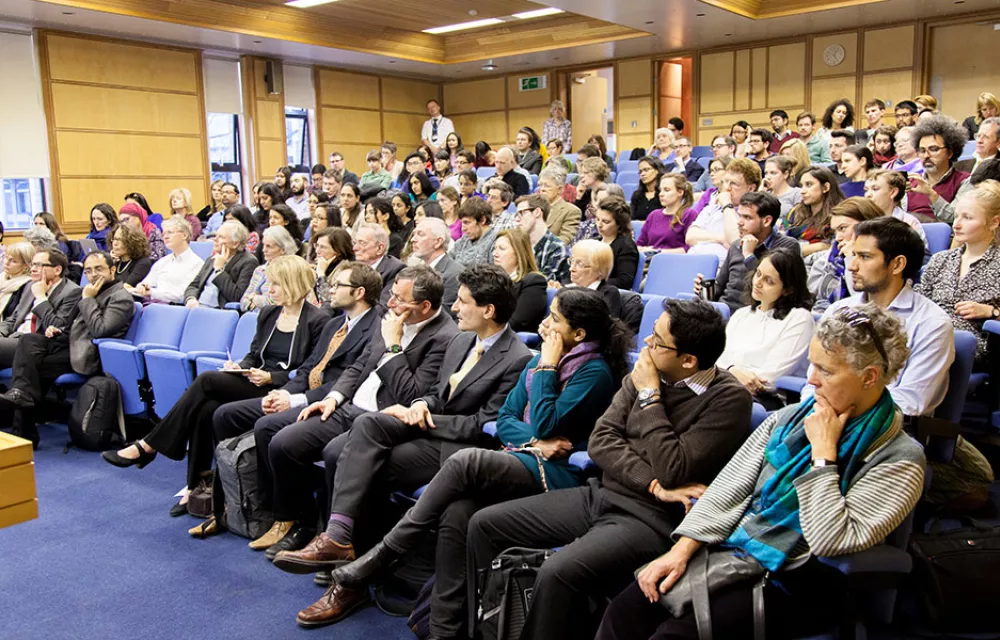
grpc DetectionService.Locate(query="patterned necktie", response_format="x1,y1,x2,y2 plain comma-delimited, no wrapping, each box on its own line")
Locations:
308,322,349,390
448,345,483,400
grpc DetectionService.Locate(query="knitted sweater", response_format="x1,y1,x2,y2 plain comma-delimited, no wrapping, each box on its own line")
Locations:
674,403,925,562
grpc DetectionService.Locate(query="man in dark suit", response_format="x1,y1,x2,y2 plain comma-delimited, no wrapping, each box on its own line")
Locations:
672,137,705,183
354,223,404,305
0,248,81,369
212,261,382,541
0,251,134,447
183,220,258,308
275,266,533,629
410,217,464,313
256,265,459,557
955,117,999,175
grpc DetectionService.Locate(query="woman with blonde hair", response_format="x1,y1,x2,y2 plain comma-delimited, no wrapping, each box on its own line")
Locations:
779,138,813,186
964,92,1000,140
196,179,225,225
168,187,203,240
916,180,1000,363
492,228,547,332
0,242,34,321
103,255,329,521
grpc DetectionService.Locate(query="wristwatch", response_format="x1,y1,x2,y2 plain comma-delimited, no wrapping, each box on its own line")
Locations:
992,306,999,319
637,387,660,409
811,458,837,468
384,344,402,354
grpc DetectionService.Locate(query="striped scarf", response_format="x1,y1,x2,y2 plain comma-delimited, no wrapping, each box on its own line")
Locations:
724,391,897,571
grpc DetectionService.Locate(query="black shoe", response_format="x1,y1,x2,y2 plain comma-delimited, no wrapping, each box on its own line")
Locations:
314,571,332,587
330,542,402,589
265,525,315,561
0,388,35,410
169,500,189,517
101,442,157,469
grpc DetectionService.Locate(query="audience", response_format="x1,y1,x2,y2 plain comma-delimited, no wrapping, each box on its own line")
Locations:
916,181,1000,364
444,133,463,169
895,100,919,128
784,166,842,257
687,158,752,260
407,172,438,206
184,220,258,309
589,134,617,170
366,196,406,259
108,224,153,286
597,305,923,640
957,116,1000,175
225,204,261,255
0,243,34,322
962,92,1000,140
729,123,750,158
692,156,731,212
515,194,570,284
486,181,518,232
492,147,530,199
716,248,815,409
381,142,404,180
840,144,875,197
596,195,639,290
671,137,705,184
779,138,812,186
828,130,855,183
796,111,832,163
809,197,883,312
492,228,547,333
305,203,340,261
359,149,392,192
121,202,168,262
637,174,698,253
197,179,225,227
747,128,775,173
410,217,464,311
285,174,310,222
352,223,404,305
467,298,752,640
553,240,621,317
821,98,856,138
907,115,971,222
452,198,498,268
103,255,329,517
768,109,799,154
885,126,923,175
125,217,203,304
648,127,676,162
168,187,203,240
87,203,118,251
421,99,454,154
859,98,888,142
537,168,581,244
542,100,573,151
764,155,802,217
275,166,293,201
339,183,364,236
310,228,354,306
256,182,285,231
631,156,667,221
204,182,241,238
435,187,462,240
573,156,612,243
864,169,929,244
241,226,301,312
515,127,543,175
872,125,898,166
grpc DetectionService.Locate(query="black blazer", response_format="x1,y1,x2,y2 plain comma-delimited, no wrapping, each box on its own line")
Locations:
510,273,547,333
184,250,258,307
683,161,706,183
500,170,531,198
421,328,533,460
331,309,459,409
518,150,543,175
282,306,381,403
607,235,639,291
376,255,406,305
596,280,622,318
115,257,153,287
630,186,661,222
238,302,329,386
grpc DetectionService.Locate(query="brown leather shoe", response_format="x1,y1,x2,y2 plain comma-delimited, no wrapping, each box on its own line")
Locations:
272,532,355,574
296,584,369,628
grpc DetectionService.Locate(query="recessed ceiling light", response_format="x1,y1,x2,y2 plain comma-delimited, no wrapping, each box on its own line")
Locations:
423,18,504,34
696,13,706,17
512,8,564,19
285,0,340,7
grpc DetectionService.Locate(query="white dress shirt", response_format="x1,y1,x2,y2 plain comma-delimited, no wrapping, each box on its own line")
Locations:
716,306,815,388
286,307,372,409
421,116,455,149
140,248,205,304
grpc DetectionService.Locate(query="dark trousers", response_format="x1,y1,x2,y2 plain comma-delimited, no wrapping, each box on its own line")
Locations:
144,371,271,488
382,449,537,639
8,333,71,439
595,560,846,640
467,483,672,640
267,402,366,524
0,335,20,370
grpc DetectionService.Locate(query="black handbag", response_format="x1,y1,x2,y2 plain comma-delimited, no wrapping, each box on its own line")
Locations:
908,517,1000,632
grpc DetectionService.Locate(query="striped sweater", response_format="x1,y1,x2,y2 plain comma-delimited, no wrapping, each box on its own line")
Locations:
674,403,925,562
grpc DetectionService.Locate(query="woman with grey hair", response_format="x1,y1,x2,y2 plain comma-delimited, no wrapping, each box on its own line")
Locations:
598,303,925,640
542,99,573,151
241,225,312,311
23,225,58,252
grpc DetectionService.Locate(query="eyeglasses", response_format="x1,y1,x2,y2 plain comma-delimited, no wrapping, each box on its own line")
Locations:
647,334,679,353
837,308,888,366
30,262,54,269
711,143,729,150
568,259,593,269
917,145,944,156
83,267,109,276
333,282,359,290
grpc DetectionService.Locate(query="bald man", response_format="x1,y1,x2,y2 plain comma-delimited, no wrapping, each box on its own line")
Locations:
492,147,530,198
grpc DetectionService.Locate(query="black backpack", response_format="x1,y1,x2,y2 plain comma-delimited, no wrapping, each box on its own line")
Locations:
473,547,554,640
67,376,126,451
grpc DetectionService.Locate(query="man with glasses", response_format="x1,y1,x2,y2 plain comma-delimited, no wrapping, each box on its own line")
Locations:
466,298,752,640
768,109,799,154
906,115,972,222
747,128,776,173
443,150,476,191
203,182,240,238
127,217,204,304
956,117,1000,175
352,223,404,305
183,220,257,309
804,217,954,417
515,194,570,283
669,137,705,184
421,99,455,155
259,265,458,560
0,251,133,447
693,136,737,192
328,152,358,186
210,261,382,548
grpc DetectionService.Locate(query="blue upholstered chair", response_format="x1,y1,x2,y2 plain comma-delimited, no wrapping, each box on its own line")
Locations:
195,311,259,376
644,253,719,298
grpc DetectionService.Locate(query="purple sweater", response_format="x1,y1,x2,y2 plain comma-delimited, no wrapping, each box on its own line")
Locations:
637,208,699,250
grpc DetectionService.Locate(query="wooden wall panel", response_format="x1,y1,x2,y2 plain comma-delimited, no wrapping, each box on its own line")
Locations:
700,52,735,114
383,112,426,146
751,48,768,110
257,139,287,175
50,85,201,134
317,69,381,109
812,32,858,78
61,178,206,224
767,43,806,107
321,108,382,144
617,59,652,97
382,77,439,113
618,132,652,153
443,78,506,114
508,107,550,142
927,22,1000,122
864,26,914,71
862,70,915,109
256,99,285,139
811,76,856,114
321,143,377,174
39,31,209,232
618,97,653,132
243,56,287,181
507,73,553,109
450,113,507,146
734,50,751,111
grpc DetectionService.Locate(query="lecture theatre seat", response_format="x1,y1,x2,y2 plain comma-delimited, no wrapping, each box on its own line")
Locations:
476,167,495,181
144,307,239,417
922,223,952,255
189,241,214,261
644,253,719,298
195,311,259,376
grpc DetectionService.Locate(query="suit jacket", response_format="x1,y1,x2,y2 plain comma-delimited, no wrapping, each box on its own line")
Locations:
331,309,459,409
70,281,135,375
239,303,329,386
0,279,82,337
518,150,543,175
433,253,465,314
282,306,381,403
547,200,582,245
184,250,259,307
420,328,533,459
376,255,406,305
683,161,706,183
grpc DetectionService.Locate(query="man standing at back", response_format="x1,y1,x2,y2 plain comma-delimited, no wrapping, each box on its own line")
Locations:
421,99,454,155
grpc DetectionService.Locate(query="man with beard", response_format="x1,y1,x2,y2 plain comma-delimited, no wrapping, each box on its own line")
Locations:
906,115,971,222
286,174,310,221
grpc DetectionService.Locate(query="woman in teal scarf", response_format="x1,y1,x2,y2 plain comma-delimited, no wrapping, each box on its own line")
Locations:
597,303,927,640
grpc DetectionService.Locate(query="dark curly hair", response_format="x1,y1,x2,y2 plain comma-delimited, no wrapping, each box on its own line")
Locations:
744,248,814,320
109,223,150,260
597,195,632,238
910,114,969,167
822,99,856,130
458,264,518,325
554,287,634,382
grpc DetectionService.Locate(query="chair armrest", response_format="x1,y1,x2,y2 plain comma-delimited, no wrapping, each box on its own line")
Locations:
135,342,178,353
817,545,912,575
93,338,131,346
482,421,497,437
775,376,807,393
185,350,228,362
569,451,596,472
224,302,241,311
517,332,541,348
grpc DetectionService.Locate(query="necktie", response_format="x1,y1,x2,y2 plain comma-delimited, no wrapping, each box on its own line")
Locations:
308,322,349,390
448,345,483,400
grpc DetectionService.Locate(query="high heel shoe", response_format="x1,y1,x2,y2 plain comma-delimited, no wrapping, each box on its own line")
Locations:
101,442,157,469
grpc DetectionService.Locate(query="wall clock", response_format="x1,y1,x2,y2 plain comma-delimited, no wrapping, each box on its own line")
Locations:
824,43,846,67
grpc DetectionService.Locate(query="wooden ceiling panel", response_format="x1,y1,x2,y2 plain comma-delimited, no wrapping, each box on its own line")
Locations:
699,0,887,19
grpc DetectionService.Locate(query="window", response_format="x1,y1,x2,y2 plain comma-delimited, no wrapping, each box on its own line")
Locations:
285,107,311,169
0,179,45,230
208,112,243,189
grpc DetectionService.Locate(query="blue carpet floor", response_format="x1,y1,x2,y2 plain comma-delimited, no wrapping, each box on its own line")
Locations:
0,423,413,640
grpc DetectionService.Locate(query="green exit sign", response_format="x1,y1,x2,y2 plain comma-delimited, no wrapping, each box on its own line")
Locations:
519,75,547,92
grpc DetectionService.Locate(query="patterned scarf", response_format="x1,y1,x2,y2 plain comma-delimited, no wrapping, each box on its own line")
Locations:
724,391,897,571
522,341,602,425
